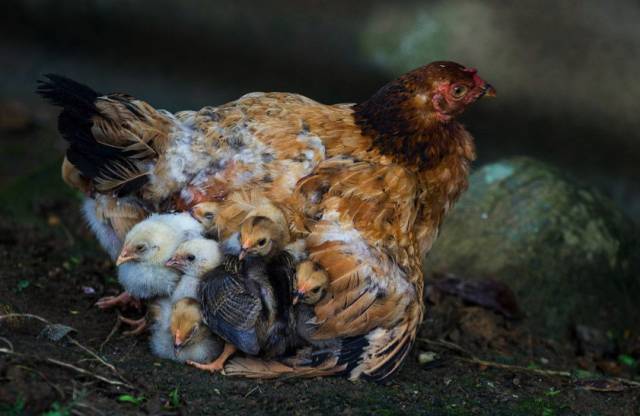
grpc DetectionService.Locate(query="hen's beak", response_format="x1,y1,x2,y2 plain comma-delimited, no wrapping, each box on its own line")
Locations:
481,83,497,98
292,290,305,305
165,256,186,272
116,247,137,266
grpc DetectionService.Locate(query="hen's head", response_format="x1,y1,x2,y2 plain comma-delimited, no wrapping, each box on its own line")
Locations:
170,297,203,351
238,215,285,259
404,61,495,123
293,260,329,305
355,61,495,164
117,220,178,266
165,238,221,277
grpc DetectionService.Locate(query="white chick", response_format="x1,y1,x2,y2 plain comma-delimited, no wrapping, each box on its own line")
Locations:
165,238,222,302
115,212,204,299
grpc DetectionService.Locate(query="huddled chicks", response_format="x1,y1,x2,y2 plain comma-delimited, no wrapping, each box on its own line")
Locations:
103,194,330,373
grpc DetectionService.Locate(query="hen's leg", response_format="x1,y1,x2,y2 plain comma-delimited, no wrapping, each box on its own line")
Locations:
118,315,148,336
188,343,236,372
95,292,141,310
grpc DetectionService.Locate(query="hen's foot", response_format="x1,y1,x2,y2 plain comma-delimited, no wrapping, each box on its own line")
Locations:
95,292,141,310
118,315,148,336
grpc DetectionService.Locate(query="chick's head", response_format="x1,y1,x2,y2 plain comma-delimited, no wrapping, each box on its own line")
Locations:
239,216,285,259
293,260,329,305
165,238,222,277
170,297,204,351
190,202,218,231
117,221,178,266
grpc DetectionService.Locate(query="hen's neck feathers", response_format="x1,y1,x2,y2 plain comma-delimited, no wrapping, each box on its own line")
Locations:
353,81,474,170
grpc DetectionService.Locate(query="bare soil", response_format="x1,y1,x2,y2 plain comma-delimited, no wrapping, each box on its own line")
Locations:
1,192,639,416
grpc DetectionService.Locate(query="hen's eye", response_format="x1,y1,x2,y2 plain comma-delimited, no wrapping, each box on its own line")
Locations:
204,212,214,220
257,238,267,247
186,254,196,262
451,85,468,99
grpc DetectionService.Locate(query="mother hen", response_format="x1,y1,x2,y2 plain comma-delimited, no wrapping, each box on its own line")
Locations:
38,62,494,381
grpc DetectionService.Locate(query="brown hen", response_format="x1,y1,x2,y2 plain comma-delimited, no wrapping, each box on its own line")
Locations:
38,62,494,380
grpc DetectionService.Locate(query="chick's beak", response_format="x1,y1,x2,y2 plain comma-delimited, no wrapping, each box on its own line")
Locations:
292,290,305,305
174,333,183,351
165,256,185,271
116,247,137,266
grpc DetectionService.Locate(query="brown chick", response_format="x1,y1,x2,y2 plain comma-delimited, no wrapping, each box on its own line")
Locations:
293,260,330,347
170,298,223,364
189,202,220,236
292,260,328,306
238,215,289,260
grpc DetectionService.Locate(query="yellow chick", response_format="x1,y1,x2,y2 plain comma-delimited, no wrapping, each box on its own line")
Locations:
293,260,329,305
170,298,223,364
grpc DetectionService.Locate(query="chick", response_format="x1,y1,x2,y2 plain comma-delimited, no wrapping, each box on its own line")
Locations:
165,238,222,301
293,260,329,306
97,213,203,334
292,260,330,345
149,297,222,363
239,215,298,354
238,215,289,260
191,255,294,372
190,202,220,235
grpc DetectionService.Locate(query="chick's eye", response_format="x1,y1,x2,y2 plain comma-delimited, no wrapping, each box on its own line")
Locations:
451,85,468,99
186,254,196,262
135,244,146,253
311,287,321,294
204,212,214,220
257,238,267,247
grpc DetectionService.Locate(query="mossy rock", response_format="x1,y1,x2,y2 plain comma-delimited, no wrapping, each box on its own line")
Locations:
425,157,640,338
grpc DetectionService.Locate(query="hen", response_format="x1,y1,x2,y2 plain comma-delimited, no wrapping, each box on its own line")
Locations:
38,61,494,381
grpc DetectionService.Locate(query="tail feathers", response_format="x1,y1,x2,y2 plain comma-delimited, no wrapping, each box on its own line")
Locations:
224,353,345,379
37,74,171,196
346,319,416,382
224,319,415,382
37,74,100,112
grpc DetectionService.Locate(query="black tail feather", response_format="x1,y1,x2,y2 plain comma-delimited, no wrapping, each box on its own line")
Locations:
37,74,147,195
37,74,101,111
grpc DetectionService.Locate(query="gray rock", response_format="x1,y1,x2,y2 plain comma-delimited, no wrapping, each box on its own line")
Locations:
425,157,640,338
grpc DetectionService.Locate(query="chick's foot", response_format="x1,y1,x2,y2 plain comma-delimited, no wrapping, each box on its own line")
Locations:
118,315,148,336
95,291,141,310
188,343,236,373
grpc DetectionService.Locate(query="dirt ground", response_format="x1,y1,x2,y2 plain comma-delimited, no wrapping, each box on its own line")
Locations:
0,108,639,416
0,187,639,416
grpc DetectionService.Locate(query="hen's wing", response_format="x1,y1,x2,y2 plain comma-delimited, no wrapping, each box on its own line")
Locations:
291,157,424,380
199,266,261,355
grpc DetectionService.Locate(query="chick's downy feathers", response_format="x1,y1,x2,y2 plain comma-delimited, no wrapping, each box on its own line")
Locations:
117,213,203,299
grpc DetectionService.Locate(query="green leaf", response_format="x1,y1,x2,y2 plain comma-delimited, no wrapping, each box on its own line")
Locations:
16,279,30,293
169,386,180,408
545,388,561,397
542,408,555,416
117,394,145,406
42,402,71,416
618,354,636,368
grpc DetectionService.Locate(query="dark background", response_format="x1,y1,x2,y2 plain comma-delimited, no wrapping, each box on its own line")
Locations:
1,0,639,222
1,2,640,414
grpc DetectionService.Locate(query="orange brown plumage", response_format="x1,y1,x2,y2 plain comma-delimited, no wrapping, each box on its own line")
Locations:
39,61,494,381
